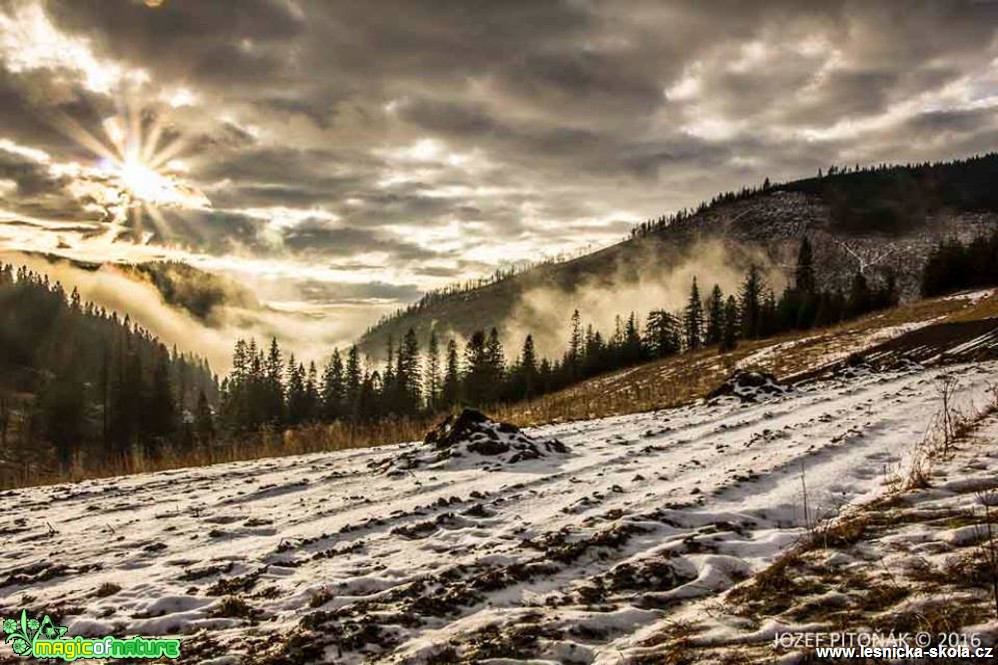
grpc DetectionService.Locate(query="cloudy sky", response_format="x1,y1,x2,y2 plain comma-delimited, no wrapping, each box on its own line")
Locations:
1,0,998,360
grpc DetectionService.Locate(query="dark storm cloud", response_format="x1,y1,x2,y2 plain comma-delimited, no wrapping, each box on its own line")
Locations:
0,145,92,220
42,0,305,89
0,67,114,161
281,220,439,263
1,0,997,296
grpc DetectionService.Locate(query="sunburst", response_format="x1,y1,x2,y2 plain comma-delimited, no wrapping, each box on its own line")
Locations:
52,101,210,245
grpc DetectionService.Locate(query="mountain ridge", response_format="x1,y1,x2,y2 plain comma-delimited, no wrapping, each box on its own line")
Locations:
358,153,998,357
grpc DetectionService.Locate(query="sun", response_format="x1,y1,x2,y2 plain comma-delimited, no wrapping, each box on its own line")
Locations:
88,113,210,212
50,106,211,245
114,155,200,207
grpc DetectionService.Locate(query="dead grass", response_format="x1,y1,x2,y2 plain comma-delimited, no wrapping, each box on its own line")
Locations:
210,596,261,620
1,416,436,491
501,288,997,427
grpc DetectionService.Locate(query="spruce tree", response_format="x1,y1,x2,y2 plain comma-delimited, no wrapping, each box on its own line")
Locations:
322,349,345,420
486,328,506,387
286,356,307,426
425,329,441,411
383,336,396,406
442,339,461,408
397,328,421,414
705,285,724,346
567,309,583,377
305,361,320,421
759,290,778,338
344,345,362,418
519,334,538,399
264,338,285,426
795,237,816,294
463,330,490,406
645,310,680,358
623,312,643,362
146,345,177,457
739,265,764,339
683,277,704,351
721,295,739,352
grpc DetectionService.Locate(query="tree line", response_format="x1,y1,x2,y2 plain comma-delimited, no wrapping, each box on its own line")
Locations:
218,238,898,432
921,227,998,297
0,263,218,480
631,152,998,240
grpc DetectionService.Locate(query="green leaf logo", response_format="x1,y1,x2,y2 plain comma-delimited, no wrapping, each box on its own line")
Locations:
3,610,67,657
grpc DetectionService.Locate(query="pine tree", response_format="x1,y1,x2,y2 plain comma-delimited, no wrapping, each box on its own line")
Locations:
683,277,704,351
322,349,345,420
383,335,396,407
485,328,506,387
442,339,461,408
344,346,361,417
759,290,778,338
739,265,764,339
795,237,816,294
145,345,177,458
396,328,421,415
286,355,307,426
721,295,739,352
38,374,87,471
425,329,441,411
705,285,724,346
645,310,680,358
195,389,214,449
305,361,320,421
567,309,583,377
518,334,538,399
463,330,490,406
623,312,643,362
583,325,606,374
264,338,285,426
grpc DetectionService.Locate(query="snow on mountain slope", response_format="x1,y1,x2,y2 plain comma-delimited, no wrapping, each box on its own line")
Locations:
2,361,998,663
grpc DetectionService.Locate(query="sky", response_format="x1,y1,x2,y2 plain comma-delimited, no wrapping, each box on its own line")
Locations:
1,0,998,367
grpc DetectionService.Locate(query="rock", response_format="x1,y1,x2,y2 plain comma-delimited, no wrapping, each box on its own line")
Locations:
378,409,569,474
707,370,792,403
836,353,876,379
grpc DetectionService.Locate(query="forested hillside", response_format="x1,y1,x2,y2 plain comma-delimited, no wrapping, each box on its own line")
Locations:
0,263,218,486
361,153,998,356
218,239,898,434
21,253,259,323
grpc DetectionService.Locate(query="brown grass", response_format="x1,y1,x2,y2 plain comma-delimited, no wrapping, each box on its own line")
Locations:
1,417,435,491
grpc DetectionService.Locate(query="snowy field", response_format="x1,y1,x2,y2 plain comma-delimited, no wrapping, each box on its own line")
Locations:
3,360,998,663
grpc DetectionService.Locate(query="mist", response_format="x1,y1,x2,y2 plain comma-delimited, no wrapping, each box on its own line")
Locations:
0,252,391,374
503,240,784,360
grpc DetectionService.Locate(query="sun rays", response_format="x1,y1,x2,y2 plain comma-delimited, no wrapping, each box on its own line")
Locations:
49,98,210,248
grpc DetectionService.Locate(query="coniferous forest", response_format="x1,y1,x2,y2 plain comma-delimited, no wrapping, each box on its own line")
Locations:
0,263,217,484
217,238,899,433
17,228,998,486
921,226,998,297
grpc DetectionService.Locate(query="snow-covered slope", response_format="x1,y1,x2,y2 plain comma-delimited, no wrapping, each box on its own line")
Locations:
2,361,998,663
